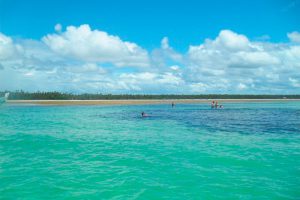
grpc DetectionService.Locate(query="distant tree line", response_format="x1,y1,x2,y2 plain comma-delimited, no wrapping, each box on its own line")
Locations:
1,91,300,100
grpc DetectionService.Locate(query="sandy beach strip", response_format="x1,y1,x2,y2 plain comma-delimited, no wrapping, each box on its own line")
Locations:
7,99,300,105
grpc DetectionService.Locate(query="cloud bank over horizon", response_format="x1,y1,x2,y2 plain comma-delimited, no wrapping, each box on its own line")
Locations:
0,24,299,94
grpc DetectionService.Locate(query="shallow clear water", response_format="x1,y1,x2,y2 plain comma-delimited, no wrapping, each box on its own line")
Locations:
1,102,300,199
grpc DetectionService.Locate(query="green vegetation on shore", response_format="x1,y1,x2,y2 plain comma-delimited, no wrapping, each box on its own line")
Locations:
1,91,300,100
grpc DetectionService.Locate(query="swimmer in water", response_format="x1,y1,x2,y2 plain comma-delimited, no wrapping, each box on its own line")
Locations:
141,112,148,117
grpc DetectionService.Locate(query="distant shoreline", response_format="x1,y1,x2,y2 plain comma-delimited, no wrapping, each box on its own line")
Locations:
7,99,300,105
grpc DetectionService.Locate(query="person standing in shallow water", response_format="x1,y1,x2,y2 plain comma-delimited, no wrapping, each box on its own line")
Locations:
171,102,175,108
211,101,215,108
215,101,218,109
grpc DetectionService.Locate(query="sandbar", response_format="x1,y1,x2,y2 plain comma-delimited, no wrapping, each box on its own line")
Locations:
7,99,300,106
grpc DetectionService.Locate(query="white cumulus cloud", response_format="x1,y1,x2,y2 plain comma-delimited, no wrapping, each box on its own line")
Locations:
0,27,300,94
54,23,62,32
0,33,22,60
43,24,150,67
287,31,300,43
186,29,300,93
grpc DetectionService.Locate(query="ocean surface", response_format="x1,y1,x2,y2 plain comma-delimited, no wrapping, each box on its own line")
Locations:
0,102,300,199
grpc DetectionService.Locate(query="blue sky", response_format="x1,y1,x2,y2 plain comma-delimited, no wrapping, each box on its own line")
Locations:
0,0,300,94
1,0,300,49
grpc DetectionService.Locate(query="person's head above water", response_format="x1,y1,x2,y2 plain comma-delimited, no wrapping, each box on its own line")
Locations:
141,112,149,117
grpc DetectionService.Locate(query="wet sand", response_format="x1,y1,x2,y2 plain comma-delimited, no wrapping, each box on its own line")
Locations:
7,99,300,105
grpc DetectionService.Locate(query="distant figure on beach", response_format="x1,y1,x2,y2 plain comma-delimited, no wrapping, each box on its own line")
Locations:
171,102,175,108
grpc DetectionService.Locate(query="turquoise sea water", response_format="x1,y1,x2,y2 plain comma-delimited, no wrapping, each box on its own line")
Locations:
1,102,300,199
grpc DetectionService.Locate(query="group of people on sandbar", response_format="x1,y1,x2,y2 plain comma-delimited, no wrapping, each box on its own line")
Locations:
211,101,223,109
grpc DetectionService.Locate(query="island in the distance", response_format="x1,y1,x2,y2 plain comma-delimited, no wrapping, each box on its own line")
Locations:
1,91,300,105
